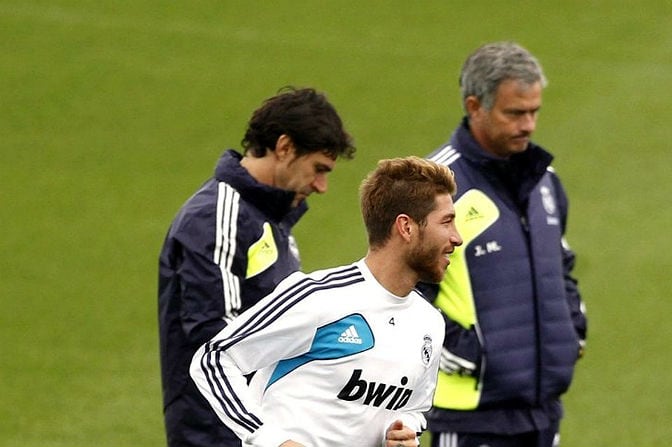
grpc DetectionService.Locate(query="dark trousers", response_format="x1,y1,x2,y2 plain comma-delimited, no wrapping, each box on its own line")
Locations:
430,420,560,447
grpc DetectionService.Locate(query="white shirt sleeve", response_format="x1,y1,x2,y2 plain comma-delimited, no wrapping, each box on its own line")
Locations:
189,271,317,445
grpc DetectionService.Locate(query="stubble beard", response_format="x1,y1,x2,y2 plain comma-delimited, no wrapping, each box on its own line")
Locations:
407,234,445,284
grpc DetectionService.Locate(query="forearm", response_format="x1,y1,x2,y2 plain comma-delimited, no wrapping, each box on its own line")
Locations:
178,247,243,345
438,313,482,375
189,336,293,446
189,344,262,443
561,238,587,341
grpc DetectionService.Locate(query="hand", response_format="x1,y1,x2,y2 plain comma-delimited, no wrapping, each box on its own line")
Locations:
279,441,305,447
384,420,418,447
440,347,477,376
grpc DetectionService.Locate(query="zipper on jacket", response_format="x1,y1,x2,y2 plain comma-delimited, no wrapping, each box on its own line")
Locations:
520,215,530,233
521,211,542,405
474,321,486,391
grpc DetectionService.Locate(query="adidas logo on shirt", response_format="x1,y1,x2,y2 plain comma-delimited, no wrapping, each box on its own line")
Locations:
338,325,363,345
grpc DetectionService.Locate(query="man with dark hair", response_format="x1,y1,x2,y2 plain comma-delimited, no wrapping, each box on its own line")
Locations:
422,42,587,447
159,87,355,447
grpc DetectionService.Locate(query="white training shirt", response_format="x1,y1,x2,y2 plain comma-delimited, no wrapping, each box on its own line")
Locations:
190,259,445,447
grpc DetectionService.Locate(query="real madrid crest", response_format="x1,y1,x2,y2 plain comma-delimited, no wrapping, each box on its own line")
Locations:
288,235,301,262
540,186,556,215
421,335,433,366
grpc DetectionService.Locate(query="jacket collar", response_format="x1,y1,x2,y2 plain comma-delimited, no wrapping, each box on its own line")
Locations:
451,118,555,206
452,117,553,181
214,150,308,223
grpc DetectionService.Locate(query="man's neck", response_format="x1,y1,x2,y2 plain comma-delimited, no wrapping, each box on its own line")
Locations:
240,154,274,186
364,249,416,297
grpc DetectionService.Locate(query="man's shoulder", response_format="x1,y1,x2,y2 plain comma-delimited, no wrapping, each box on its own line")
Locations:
427,143,463,168
169,179,271,247
302,262,363,284
269,263,364,306
168,179,218,227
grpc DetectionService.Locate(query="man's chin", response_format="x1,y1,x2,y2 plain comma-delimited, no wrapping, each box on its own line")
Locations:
509,140,530,153
419,269,446,284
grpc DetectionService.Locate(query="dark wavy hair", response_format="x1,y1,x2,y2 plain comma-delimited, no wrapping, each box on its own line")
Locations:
241,87,355,159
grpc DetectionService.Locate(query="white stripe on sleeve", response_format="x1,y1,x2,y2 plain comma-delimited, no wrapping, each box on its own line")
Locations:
214,182,242,315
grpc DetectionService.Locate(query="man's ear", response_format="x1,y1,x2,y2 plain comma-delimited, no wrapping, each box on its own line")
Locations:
465,95,482,120
274,134,294,161
394,214,414,242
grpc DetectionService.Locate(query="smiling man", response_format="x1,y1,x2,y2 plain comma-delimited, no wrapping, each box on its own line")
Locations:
158,87,355,447
190,156,463,447
422,42,588,447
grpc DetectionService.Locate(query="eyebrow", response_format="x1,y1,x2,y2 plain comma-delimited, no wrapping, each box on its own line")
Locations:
315,162,333,173
504,105,542,114
440,210,456,220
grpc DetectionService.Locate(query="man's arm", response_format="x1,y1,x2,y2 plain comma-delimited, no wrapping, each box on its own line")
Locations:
178,244,239,346
189,271,313,446
416,282,482,376
169,189,248,348
562,237,587,355
551,172,588,354
438,311,482,376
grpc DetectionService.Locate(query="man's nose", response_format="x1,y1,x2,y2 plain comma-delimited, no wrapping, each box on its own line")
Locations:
521,112,537,133
312,174,328,193
452,229,463,247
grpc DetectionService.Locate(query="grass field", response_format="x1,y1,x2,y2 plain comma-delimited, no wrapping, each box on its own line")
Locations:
2,1,671,446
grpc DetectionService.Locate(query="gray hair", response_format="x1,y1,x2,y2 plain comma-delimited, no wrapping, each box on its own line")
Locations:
459,42,547,111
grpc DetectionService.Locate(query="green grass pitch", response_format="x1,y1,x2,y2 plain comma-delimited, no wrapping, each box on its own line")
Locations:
2,1,671,445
